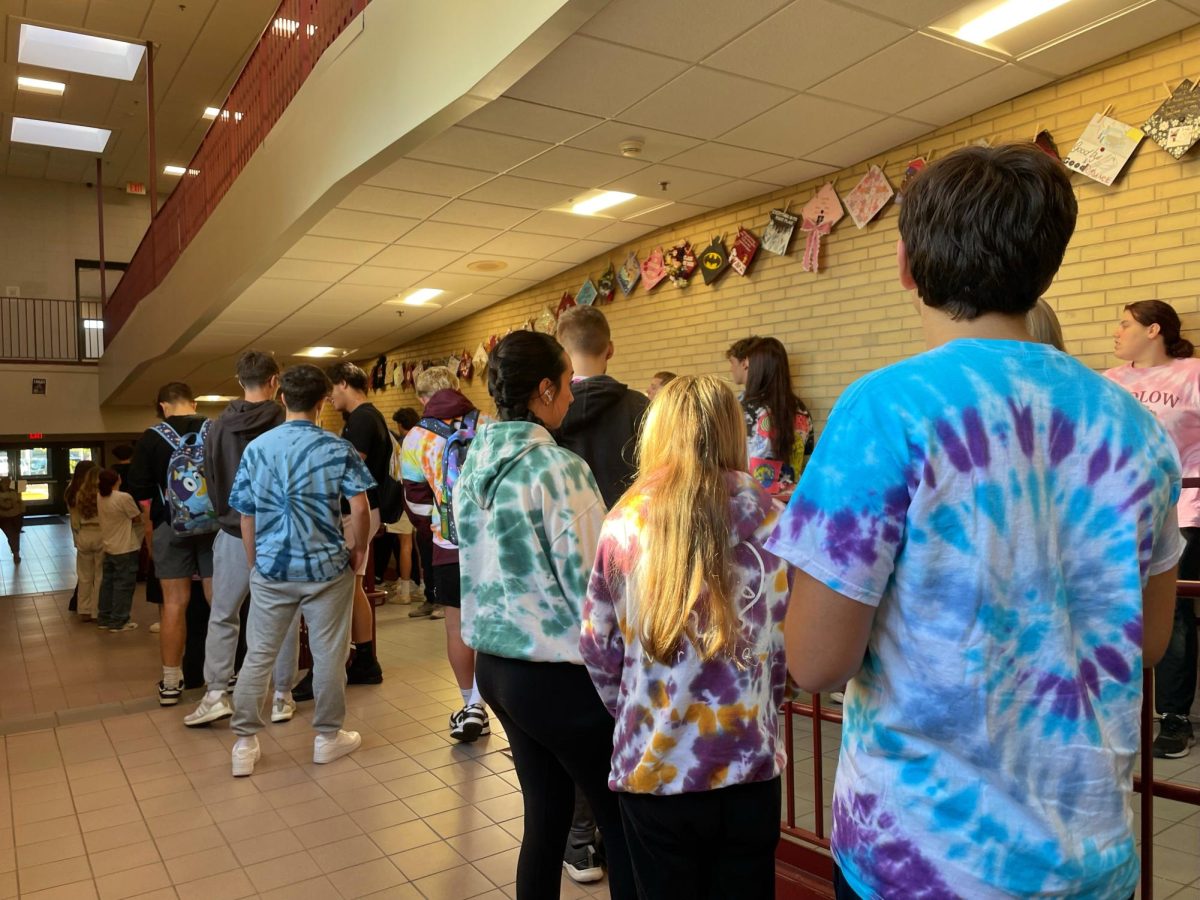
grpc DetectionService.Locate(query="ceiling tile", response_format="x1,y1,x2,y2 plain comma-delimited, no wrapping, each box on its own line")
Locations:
626,202,711,227
931,0,1152,57
307,283,401,310
369,245,465,271
901,65,1051,127
585,220,659,244
1172,0,1200,12
365,158,494,196
512,210,610,239
476,231,578,258
463,175,585,210
751,158,838,187
477,277,543,297
682,179,777,209
705,0,911,91
602,164,732,202
664,142,790,178
441,253,538,277
411,272,500,294
284,236,386,265
339,185,448,218
399,221,503,252
505,35,690,117
719,94,883,157
308,209,420,243
837,0,976,27
513,259,578,282
548,239,619,265
229,278,330,311
458,98,603,143
263,259,357,282
430,199,534,230
621,67,795,140
809,33,1002,114
579,0,791,62
407,126,552,173
509,146,648,187
341,267,430,289
808,116,932,169
567,121,703,162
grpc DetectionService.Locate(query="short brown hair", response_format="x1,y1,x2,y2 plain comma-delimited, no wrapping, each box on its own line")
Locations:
236,350,280,389
557,306,611,356
326,361,368,393
726,337,760,361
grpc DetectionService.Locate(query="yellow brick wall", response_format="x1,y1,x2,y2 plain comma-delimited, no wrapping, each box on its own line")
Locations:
326,26,1200,433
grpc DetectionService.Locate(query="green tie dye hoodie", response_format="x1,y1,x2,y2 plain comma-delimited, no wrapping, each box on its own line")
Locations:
454,420,606,664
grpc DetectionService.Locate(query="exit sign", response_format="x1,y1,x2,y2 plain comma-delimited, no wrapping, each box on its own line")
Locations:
28,433,43,440
126,182,146,195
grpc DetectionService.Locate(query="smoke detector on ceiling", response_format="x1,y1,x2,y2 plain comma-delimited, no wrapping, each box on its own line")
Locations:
619,139,644,158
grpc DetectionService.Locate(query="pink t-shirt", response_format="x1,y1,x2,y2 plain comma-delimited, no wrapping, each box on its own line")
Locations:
1105,357,1200,526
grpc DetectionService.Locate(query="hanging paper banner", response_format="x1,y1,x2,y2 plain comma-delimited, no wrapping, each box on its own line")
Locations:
799,183,844,273
457,350,474,382
534,305,557,334
761,208,798,256
576,278,598,307
699,236,731,285
557,292,576,316
895,157,926,205
1035,130,1061,161
1064,113,1144,185
597,263,616,304
486,334,499,352
1142,79,1200,160
472,343,488,375
729,227,760,276
617,250,641,296
641,248,667,291
665,241,697,287
401,361,415,390
844,165,894,229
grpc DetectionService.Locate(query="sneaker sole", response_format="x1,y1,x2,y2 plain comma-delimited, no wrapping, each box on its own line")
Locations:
1153,743,1193,759
314,733,362,764
159,696,181,707
563,864,604,884
184,709,232,727
271,710,295,724
232,752,260,777
453,722,483,743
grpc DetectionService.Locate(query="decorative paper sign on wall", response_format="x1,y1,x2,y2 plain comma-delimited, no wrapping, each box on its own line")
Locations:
617,251,641,296
799,183,844,273
597,263,616,304
699,236,731,285
534,306,557,334
641,248,667,291
729,227,760,276
576,278,598,307
844,165,893,229
761,208,798,256
1064,113,1144,186
556,292,576,315
895,157,926,204
1035,130,1061,161
1142,79,1200,160
665,241,697,287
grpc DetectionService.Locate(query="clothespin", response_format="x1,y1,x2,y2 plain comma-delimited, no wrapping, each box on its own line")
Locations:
1163,81,1176,99
1101,103,1114,119
1033,122,1042,140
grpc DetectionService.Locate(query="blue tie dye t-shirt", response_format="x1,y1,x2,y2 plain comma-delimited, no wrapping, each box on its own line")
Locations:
765,339,1183,900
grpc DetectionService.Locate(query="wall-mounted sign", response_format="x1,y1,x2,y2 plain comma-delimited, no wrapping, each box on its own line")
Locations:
28,433,43,440
31,378,46,395
126,182,147,195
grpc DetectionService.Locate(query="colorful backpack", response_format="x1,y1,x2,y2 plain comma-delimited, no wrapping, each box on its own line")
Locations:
379,430,407,525
416,409,480,545
152,420,219,536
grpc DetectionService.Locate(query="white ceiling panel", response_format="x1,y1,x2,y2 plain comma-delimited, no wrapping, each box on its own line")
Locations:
620,67,794,140
477,276,543,297
512,210,609,239
567,120,704,162
338,185,449,218
751,157,839,187
406,126,552,173
705,0,911,91
579,0,791,62
284,236,387,265
511,259,578,282
626,202,711,227
458,98,602,143
682,179,777,209
308,208,420,243
430,198,534,230
441,253,538,277
664,142,790,178
263,258,357,282
809,33,1002,114
476,231,578,258
838,0,978,27
365,158,495,195
307,282,401,310
463,175,585,210
230,278,331,310
412,272,499,293
585,220,658,244
902,64,1051,126
601,164,731,202
808,116,932,169
719,93,883,157
548,239,619,265
399,220,502,252
341,267,430,289
504,35,690,117
509,146,648,186
370,245,465,271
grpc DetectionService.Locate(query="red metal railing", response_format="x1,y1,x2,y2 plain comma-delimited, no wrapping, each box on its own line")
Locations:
104,0,370,344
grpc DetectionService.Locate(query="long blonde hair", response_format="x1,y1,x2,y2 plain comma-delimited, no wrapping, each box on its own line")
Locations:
628,374,748,664
77,467,100,519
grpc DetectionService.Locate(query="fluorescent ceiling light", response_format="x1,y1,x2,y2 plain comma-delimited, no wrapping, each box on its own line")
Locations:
203,106,243,122
273,18,318,37
195,394,235,402
11,116,110,152
295,346,347,358
402,288,444,306
956,0,1073,45
571,191,636,216
163,165,199,176
82,319,104,330
18,23,146,81
17,76,65,96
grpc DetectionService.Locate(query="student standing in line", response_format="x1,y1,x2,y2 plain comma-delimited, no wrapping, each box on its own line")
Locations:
96,469,143,632
0,476,25,564
769,144,1183,900
725,336,760,389
581,374,791,900
1106,298,1200,759
740,337,814,495
645,371,675,401
66,462,103,623
378,407,421,604
455,331,635,900
227,365,374,777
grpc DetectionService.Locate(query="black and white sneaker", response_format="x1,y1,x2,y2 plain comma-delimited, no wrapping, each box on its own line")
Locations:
563,843,604,883
158,681,182,707
1153,714,1195,759
449,703,490,743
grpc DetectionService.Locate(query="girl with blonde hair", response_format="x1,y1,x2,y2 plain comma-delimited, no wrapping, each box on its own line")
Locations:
580,374,793,899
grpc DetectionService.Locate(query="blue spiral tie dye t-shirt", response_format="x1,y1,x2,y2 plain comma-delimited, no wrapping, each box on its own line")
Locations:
765,339,1184,900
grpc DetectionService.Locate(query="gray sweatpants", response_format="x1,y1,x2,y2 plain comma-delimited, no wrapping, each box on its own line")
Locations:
206,530,301,692
232,568,354,737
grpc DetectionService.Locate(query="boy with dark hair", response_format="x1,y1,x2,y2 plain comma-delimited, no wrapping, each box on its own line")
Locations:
328,361,388,684
725,336,760,387
128,381,215,705
378,407,422,603
185,351,302,727
228,364,374,777
770,144,1184,898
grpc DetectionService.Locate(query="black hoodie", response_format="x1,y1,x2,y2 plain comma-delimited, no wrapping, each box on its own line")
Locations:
555,375,648,509
205,399,285,536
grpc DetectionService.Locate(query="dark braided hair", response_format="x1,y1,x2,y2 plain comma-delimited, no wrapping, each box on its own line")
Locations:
488,331,568,424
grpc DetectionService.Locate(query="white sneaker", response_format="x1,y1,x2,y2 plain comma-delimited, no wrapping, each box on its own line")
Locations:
231,736,260,777
149,622,161,633
109,622,139,632
388,580,411,604
184,691,233,728
313,729,361,764
271,696,296,723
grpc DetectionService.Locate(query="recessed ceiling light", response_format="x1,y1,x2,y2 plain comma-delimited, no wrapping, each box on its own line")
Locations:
467,260,508,273
402,288,444,306
571,190,636,216
295,346,347,358
17,76,65,96
956,0,1073,45
163,165,199,176
11,117,110,152
82,319,104,330
18,23,146,81
195,394,236,403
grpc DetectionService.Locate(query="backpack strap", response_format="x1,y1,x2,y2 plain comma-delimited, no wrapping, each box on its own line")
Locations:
151,422,182,450
463,409,480,431
417,417,456,439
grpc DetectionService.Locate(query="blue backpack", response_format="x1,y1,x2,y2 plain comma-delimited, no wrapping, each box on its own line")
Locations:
416,409,479,546
152,420,219,536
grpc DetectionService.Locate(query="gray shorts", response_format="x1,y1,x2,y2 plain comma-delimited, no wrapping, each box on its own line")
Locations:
152,522,215,581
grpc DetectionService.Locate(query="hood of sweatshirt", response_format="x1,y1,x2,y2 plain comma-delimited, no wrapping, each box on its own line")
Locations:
423,389,476,421
220,399,284,435
557,375,635,434
457,420,556,512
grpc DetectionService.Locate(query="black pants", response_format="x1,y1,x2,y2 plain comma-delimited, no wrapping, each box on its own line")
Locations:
413,524,436,605
1157,526,1199,716
619,777,780,900
475,653,635,900
373,532,399,582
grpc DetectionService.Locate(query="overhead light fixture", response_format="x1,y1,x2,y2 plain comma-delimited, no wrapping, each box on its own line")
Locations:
11,116,110,152
273,18,318,37
401,288,444,306
295,346,347,358
195,394,235,403
571,190,636,216
82,319,104,330
956,0,1073,45
203,106,244,122
17,76,65,96
163,165,199,176
18,23,146,81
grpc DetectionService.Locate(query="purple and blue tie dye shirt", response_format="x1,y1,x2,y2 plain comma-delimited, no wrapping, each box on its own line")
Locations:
765,339,1184,900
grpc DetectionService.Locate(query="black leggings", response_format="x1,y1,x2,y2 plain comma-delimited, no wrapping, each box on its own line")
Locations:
619,777,780,900
474,653,635,900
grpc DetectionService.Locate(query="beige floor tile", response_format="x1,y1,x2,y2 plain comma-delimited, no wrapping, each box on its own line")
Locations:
142,809,214,839
131,776,193,803
153,824,227,861
404,787,469,818
425,807,495,839
81,822,151,856
471,848,519,888
276,796,347,828
261,781,326,810
18,855,94,893
174,868,256,900
291,813,364,849
17,832,86,868
215,808,289,843
137,789,203,819
331,784,401,813
360,885,422,899
229,827,304,867
0,870,14,900
383,771,445,799
353,800,418,833
0,848,12,875
389,840,467,881
474,793,523,825
19,879,100,900
451,775,518,804
14,796,76,825
314,769,378,794
445,826,520,863
243,850,322,893
308,834,384,874
369,819,441,856
164,844,240,885
326,857,407,899
87,840,161,879
411,863,493,900
206,794,275,823
14,780,72,804
256,874,343,900
73,786,137,814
